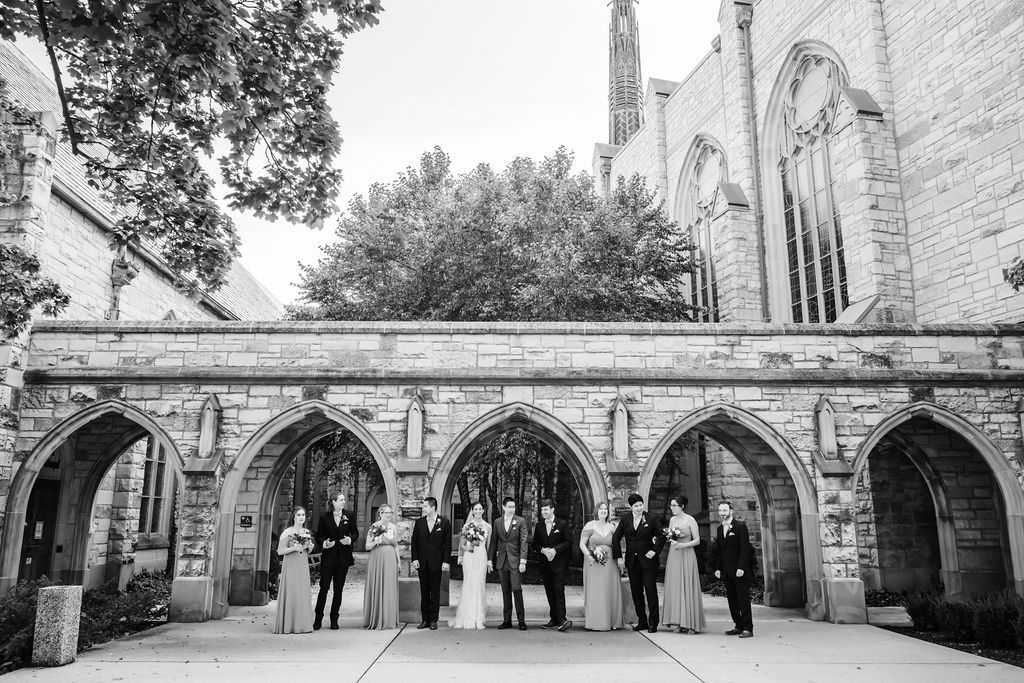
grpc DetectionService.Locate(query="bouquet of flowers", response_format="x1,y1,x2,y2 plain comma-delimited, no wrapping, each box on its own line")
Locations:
589,546,609,565
290,528,313,550
664,527,686,543
460,521,486,552
368,521,388,541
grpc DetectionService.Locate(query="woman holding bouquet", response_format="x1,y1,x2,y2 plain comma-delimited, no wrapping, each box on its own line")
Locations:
449,501,490,629
274,506,315,634
662,495,705,634
363,505,400,629
579,501,624,631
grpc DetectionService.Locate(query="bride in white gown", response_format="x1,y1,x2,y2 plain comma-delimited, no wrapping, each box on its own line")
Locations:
449,501,491,629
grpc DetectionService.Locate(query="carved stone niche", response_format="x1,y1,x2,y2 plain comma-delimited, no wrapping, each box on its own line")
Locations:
185,393,223,474
396,392,428,475
813,395,852,476
606,395,638,476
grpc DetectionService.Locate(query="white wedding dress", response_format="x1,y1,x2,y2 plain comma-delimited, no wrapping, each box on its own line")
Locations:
449,520,490,629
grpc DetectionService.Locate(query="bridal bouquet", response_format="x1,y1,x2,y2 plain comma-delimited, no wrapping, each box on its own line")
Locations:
368,521,388,540
290,529,313,549
664,527,686,542
460,521,486,552
589,546,608,565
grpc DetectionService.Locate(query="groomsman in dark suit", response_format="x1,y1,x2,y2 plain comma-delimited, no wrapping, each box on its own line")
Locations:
711,500,754,638
410,496,452,630
487,496,529,630
612,493,666,633
313,492,359,630
533,499,572,632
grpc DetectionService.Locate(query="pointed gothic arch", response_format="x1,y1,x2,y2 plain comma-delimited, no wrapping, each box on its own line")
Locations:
211,400,397,614
0,400,184,593
853,402,1024,596
639,402,824,617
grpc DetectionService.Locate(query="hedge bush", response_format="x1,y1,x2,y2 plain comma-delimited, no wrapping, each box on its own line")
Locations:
971,592,1021,648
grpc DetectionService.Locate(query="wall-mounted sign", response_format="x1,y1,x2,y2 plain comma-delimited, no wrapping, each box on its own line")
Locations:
401,506,421,520
239,515,253,528
34,522,44,540
613,506,630,518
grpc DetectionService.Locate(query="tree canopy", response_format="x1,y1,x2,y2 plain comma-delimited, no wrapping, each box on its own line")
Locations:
290,146,699,322
1,0,382,294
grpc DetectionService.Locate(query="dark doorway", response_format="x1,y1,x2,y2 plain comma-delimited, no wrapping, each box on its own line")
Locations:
19,479,60,582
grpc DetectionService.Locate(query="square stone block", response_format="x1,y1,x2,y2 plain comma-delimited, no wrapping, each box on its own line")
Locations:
169,576,213,623
32,585,82,667
824,577,867,624
398,572,451,623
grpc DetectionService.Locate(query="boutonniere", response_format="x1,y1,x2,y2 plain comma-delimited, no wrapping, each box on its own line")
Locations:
341,515,349,522
510,521,517,528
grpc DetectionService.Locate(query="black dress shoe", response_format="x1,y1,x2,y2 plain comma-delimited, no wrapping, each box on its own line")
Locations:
632,624,649,632
557,620,572,632
429,622,438,630
330,621,339,630
648,625,658,633
518,623,528,631
738,630,753,638
417,621,430,629
541,621,558,629
497,622,513,630
313,618,322,631
725,628,742,635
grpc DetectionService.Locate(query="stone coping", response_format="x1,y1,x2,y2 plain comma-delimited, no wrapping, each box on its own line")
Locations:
23,366,1024,386
28,320,1024,336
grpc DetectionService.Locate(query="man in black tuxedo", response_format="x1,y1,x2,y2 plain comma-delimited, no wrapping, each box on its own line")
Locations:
533,499,572,632
612,493,666,633
313,492,358,630
487,496,529,630
410,496,452,630
711,500,754,638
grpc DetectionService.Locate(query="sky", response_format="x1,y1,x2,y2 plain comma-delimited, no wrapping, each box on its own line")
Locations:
19,1,723,306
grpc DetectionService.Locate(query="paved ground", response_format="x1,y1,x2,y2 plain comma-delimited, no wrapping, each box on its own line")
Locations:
7,583,1020,682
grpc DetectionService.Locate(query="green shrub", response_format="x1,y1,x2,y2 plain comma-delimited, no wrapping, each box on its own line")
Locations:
865,588,904,607
0,577,54,674
971,592,1022,649
1016,607,1024,649
901,591,940,630
936,599,976,641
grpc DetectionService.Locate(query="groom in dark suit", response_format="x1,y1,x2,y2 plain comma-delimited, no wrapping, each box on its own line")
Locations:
533,499,572,631
487,496,529,630
711,500,754,638
410,496,451,630
613,493,666,633
314,492,358,630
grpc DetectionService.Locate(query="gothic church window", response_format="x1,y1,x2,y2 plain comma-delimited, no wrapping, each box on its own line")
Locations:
779,55,849,323
685,141,725,322
139,437,167,535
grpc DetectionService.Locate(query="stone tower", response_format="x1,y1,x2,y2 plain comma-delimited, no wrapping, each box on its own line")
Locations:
608,0,643,146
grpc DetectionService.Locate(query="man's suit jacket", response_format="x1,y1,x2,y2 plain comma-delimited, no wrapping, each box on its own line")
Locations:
315,509,359,569
411,515,452,571
533,517,571,574
488,515,529,569
711,519,752,577
612,512,666,570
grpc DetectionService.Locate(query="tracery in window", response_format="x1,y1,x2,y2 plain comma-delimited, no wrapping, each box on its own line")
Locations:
687,142,724,322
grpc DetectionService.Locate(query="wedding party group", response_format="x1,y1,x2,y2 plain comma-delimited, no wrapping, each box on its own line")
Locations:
273,490,756,640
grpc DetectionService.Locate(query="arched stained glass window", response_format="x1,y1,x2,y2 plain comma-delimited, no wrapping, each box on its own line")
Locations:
687,143,724,322
780,55,849,323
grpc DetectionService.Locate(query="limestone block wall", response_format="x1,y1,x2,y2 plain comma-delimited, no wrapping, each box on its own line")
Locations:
881,0,1024,323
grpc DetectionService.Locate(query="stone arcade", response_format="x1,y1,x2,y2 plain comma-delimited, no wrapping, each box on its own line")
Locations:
1,320,1021,625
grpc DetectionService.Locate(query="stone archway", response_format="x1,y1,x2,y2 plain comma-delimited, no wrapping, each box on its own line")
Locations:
430,402,607,527
852,402,1024,597
639,402,824,618
211,400,397,615
0,400,184,594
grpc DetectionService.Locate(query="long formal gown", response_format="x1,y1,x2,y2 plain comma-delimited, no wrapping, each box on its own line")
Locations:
662,518,706,631
363,525,400,629
581,523,624,631
449,521,490,629
274,528,314,634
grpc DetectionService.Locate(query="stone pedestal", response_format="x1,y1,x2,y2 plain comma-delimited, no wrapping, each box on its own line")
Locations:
168,576,213,623
31,586,82,667
620,576,637,624
822,577,867,624
398,571,450,623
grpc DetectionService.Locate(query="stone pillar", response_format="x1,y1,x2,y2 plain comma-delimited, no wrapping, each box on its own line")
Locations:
818,480,867,623
0,112,56,581
168,471,217,622
104,442,146,588
711,184,763,321
31,585,82,667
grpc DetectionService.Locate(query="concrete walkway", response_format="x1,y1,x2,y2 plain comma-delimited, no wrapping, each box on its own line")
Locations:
7,586,1020,682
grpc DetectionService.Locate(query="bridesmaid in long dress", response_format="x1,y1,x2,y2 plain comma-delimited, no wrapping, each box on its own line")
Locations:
363,504,400,629
662,495,706,634
274,506,315,634
579,501,624,631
